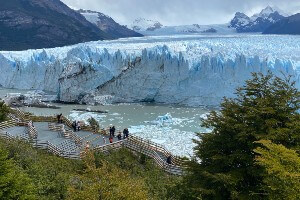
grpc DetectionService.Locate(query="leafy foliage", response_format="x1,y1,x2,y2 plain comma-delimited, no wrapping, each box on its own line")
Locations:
255,140,300,200
182,72,300,199
0,143,36,200
0,139,82,200
87,117,100,131
94,148,180,200
0,138,177,200
67,150,149,200
0,101,10,122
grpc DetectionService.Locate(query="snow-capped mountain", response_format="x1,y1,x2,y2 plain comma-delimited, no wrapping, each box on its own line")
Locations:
131,21,235,36
229,6,288,32
131,18,163,31
0,35,299,107
78,9,142,38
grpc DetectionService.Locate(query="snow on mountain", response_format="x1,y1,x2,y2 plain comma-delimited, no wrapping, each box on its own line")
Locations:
131,18,163,31
230,6,289,33
251,6,289,21
132,23,235,36
77,9,143,38
0,35,300,107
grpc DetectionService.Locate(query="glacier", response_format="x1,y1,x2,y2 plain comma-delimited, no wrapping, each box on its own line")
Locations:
0,34,300,107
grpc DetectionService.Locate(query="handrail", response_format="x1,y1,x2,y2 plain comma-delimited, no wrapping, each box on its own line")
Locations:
7,109,185,172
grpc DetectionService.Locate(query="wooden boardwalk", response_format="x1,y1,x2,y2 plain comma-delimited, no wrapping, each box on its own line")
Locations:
0,108,185,175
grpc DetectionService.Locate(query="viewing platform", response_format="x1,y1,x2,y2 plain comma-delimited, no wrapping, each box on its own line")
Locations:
0,108,185,175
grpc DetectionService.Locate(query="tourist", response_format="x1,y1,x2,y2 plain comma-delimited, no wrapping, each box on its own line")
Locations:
77,121,81,131
103,136,106,144
86,141,90,150
57,113,63,123
123,128,126,139
109,127,113,137
111,126,116,137
117,132,122,140
123,128,129,139
167,156,172,165
109,137,113,143
56,114,60,123
72,121,77,132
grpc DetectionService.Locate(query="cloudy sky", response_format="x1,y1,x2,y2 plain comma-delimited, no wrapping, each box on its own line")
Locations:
61,0,300,26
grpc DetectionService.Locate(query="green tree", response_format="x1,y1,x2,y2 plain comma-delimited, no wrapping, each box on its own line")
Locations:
255,140,300,200
87,117,100,132
182,72,300,199
0,101,10,122
67,150,149,200
0,145,36,200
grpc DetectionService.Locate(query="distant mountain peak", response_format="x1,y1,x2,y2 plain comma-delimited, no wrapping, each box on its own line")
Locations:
78,9,142,38
229,6,288,33
131,18,163,31
251,5,289,20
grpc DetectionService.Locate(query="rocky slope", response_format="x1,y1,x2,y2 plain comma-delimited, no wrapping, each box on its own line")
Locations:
78,9,143,38
263,13,300,35
229,6,288,32
0,0,110,51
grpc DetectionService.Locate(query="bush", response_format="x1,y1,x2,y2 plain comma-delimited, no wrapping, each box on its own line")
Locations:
87,117,100,131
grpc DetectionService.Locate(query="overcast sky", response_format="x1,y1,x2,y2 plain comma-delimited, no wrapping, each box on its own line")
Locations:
61,0,300,26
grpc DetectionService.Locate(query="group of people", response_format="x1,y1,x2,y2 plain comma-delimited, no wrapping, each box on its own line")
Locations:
106,126,130,144
72,121,81,132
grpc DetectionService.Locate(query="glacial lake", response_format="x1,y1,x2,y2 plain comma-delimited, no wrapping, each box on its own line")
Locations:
0,88,212,157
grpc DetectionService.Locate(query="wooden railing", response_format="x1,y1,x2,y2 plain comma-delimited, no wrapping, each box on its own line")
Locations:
91,140,124,153
0,130,15,140
128,135,186,166
123,138,183,175
7,108,185,174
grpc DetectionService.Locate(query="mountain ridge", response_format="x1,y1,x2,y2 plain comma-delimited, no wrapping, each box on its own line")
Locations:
229,6,287,32
78,9,143,38
263,13,300,35
0,0,111,51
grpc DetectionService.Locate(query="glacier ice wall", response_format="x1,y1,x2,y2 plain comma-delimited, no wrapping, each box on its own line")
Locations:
0,35,299,106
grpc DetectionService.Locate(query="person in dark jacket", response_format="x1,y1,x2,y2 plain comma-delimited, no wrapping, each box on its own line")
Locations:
167,156,172,164
72,121,77,132
109,127,113,137
123,128,129,139
111,126,116,137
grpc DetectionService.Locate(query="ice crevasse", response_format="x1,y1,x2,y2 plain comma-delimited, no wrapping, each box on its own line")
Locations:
0,35,299,107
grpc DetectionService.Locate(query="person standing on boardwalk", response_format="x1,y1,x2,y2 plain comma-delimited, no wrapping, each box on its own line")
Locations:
123,128,129,139
109,137,113,143
167,156,172,165
77,121,81,131
57,113,63,123
85,141,90,150
72,121,77,132
111,126,116,137
109,127,113,137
